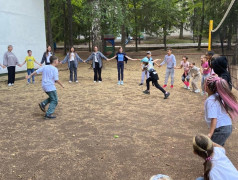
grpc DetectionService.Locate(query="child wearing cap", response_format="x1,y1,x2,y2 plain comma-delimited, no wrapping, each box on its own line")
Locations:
150,174,172,180
159,48,176,88
139,51,157,86
141,57,170,99
108,46,137,85
20,50,42,84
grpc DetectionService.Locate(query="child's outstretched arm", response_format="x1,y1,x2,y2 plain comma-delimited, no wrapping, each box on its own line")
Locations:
125,56,138,61
35,60,42,66
76,54,84,63
26,71,37,80
208,118,217,138
55,80,64,88
107,55,117,61
0,63,6,68
21,61,26,67
174,64,183,69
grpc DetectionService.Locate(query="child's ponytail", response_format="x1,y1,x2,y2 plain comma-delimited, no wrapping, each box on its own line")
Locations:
206,75,238,120
193,135,214,180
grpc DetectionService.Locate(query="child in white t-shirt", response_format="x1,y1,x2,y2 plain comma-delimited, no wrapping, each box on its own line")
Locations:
26,56,64,119
193,134,238,180
205,75,238,146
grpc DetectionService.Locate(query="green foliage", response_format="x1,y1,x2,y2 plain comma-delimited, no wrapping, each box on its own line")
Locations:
47,0,237,46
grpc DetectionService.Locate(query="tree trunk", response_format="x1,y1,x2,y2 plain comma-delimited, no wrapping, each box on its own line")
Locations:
88,28,91,52
44,0,54,50
133,0,138,52
198,0,205,50
179,22,184,39
63,1,67,55
91,0,102,50
67,0,73,47
121,24,126,51
192,1,196,43
163,27,167,51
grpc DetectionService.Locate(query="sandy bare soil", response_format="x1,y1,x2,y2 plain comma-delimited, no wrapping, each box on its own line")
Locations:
0,49,237,180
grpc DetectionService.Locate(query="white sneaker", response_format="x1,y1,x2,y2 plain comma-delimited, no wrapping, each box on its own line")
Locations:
69,81,72,83
187,86,190,90
11,83,14,86
94,81,97,83
98,81,102,83
201,92,205,96
184,85,187,89
117,81,121,85
8,83,12,87
194,89,200,93
75,80,78,83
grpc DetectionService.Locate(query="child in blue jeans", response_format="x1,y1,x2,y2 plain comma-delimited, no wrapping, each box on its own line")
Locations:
21,50,42,84
26,56,64,119
108,46,137,85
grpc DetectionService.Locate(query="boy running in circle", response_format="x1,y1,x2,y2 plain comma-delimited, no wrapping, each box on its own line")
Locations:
189,63,201,93
142,58,170,99
26,56,64,119
21,50,42,84
107,46,137,85
201,55,211,95
159,48,176,88
175,56,190,89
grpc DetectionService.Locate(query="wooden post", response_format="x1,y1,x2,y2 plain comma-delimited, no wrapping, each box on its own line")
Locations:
208,20,213,51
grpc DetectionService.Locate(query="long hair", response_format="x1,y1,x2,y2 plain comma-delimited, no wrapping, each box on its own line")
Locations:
193,134,214,180
206,75,238,120
46,45,52,56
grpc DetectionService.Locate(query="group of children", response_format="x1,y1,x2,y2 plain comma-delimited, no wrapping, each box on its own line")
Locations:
1,45,238,179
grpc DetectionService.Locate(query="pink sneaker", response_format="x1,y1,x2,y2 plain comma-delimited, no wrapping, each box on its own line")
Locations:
163,84,167,88
170,85,174,88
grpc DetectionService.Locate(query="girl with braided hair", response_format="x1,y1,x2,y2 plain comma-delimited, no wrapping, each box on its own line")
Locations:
193,134,238,180
204,75,238,146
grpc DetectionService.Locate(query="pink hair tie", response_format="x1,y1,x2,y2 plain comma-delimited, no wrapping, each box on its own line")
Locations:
206,157,212,161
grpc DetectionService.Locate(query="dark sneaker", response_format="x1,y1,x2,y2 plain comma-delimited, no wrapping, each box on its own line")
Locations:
139,83,143,86
39,103,46,112
143,90,150,94
164,92,170,99
45,114,56,119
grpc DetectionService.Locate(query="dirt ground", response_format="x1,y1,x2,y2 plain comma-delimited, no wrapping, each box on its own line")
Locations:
0,49,237,180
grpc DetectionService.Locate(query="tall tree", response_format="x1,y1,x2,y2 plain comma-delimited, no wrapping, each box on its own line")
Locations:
91,0,102,51
198,0,205,50
44,0,54,50
67,0,73,47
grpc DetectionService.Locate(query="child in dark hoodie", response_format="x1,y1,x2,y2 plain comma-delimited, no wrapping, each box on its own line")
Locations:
211,56,232,90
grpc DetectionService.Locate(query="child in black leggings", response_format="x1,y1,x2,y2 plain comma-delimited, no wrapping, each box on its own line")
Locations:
142,58,170,99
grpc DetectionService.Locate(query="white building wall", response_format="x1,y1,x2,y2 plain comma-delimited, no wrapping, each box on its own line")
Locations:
0,0,46,74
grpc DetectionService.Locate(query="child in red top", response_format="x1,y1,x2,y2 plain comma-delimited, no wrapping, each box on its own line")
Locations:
201,55,211,95
175,56,190,89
